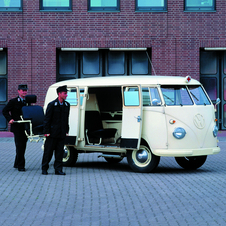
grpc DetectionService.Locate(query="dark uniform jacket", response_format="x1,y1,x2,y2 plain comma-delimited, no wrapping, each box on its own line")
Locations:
43,98,70,139
2,96,26,133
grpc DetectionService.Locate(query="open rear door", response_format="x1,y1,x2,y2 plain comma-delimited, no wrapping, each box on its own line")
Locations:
65,87,80,146
120,85,143,150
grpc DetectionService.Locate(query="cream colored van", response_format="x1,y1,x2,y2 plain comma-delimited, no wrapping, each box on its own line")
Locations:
42,76,220,173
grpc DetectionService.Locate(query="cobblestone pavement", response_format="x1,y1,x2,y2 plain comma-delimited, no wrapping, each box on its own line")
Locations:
0,137,226,226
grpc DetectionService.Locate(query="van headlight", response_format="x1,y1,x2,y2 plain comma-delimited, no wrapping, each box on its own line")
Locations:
213,125,218,137
173,127,186,139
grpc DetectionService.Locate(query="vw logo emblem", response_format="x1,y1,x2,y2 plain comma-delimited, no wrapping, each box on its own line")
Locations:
193,114,205,129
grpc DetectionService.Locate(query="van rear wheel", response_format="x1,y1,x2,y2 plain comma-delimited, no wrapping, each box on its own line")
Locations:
127,145,160,173
175,156,207,170
63,146,78,167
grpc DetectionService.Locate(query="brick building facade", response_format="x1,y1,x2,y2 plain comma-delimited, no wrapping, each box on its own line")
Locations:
0,0,226,130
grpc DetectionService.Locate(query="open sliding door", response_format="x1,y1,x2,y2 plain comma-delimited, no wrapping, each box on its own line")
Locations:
65,87,80,146
120,85,143,149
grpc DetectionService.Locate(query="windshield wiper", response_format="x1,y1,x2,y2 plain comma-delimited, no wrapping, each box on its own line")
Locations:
163,94,174,103
190,92,199,101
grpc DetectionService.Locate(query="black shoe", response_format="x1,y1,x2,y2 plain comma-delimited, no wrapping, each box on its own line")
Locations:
42,170,48,175
18,168,25,172
55,170,66,175
14,165,18,169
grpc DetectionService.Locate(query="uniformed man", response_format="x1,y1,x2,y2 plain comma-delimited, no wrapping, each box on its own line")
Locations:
2,84,28,171
41,85,70,175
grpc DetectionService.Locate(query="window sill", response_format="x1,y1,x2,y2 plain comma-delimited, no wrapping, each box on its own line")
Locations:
0,8,22,12
40,10,72,12
184,10,216,12
88,10,120,13
135,10,167,13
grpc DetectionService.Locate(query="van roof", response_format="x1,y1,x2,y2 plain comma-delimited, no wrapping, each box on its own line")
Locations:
51,76,200,88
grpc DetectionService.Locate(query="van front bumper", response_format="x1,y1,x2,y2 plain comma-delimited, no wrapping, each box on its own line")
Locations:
153,146,220,157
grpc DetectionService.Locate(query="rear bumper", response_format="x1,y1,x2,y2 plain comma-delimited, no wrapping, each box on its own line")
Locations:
153,146,221,157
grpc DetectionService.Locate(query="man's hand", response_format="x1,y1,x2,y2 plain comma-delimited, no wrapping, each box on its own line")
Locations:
9,119,14,124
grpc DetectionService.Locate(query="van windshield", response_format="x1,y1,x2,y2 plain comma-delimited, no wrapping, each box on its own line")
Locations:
187,85,211,105
161,85,193,106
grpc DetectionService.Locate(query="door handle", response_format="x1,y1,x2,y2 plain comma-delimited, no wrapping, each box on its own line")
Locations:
134,116,141,122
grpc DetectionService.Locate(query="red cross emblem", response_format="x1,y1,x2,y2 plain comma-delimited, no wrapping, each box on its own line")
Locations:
186,76,191,83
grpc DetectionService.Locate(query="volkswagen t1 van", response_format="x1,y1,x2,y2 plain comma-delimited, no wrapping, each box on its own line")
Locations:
42,76,220,173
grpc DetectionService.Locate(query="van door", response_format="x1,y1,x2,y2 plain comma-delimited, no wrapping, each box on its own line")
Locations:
120,86,143,149
66,87,80,146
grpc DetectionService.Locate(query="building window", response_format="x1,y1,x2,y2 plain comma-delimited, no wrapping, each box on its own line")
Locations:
58,51,78,81
88,0,120,11
57,49,152,81
59,51,77,76
0,49,7,130
0,79,7,102
0,0,22,11
40,0,71,11
185,0,215,11
130,52,149,75
106,52,126,75
136,0,167,11
81,52,102,77
0,51,7,75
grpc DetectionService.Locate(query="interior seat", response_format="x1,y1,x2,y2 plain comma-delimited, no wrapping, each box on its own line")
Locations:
85,111,117,145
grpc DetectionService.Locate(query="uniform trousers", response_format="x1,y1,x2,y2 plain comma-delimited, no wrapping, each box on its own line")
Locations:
13,131,28,169
42,137,65,171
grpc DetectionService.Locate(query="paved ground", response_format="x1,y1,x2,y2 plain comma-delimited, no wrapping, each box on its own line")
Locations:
0,136,226,226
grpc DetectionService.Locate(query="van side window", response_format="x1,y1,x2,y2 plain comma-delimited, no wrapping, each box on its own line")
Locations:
161,85,193,106
67,89,78,106
123,87,140,106
142,88,150,106
150,88,161,106
142,87,161,106
80,89,84,105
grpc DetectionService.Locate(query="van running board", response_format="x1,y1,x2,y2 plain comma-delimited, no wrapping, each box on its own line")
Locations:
98,154,122,159
85,144,119,148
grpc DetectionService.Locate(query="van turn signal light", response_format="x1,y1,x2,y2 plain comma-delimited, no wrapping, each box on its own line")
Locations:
169,119,176,124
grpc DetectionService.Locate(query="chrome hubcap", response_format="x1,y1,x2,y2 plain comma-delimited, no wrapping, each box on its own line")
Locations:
63,146,70,162
136,149,148,163
132,146,151,167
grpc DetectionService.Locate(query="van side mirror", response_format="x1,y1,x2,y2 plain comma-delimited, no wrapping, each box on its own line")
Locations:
214,98,221,112
152,99,161,106
216,98,221,106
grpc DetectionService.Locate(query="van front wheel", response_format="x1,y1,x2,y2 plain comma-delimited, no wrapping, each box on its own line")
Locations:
63,146,78,167
127,145,160,173
175,156,207,170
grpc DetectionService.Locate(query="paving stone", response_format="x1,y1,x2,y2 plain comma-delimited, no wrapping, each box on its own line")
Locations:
0,138,225,226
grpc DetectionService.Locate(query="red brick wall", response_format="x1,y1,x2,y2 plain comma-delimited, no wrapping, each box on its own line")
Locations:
1,0,226,105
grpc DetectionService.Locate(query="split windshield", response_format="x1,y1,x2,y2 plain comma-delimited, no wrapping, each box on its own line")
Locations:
161,85,211,106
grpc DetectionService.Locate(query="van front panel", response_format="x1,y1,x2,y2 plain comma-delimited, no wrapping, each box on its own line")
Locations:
165,105,217,148
154,83,219,157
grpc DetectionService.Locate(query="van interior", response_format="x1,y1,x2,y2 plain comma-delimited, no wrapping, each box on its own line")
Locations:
85,86,122,146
